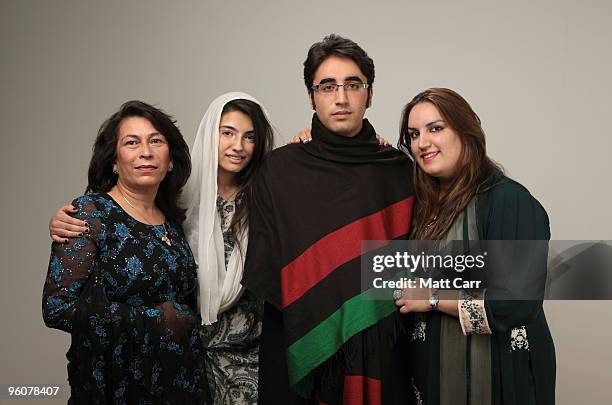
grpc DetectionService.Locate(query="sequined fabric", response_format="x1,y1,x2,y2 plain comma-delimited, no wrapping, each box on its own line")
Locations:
43,193,208,404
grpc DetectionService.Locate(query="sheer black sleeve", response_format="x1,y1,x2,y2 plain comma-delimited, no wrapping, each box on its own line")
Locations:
43,197,102,332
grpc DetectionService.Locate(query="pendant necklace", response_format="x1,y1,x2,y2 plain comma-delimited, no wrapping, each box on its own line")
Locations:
118,189,172,246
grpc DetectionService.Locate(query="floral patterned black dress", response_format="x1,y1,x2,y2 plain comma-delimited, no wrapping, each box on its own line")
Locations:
43,193,209,404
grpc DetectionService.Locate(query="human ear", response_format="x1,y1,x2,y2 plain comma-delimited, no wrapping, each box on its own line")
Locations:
366,88,373,108
307,91,316,110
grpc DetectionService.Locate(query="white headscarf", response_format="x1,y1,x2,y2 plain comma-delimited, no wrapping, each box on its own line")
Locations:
182,92,268,325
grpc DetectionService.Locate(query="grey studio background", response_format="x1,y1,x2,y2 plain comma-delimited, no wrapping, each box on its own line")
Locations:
1,0,611,404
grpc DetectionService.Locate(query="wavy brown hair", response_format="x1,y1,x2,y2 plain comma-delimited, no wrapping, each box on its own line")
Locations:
398,88,503,240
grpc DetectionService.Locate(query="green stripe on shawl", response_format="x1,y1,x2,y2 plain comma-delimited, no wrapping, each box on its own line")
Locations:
287,287,397,396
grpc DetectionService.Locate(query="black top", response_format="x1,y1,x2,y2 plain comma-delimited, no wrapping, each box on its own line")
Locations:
243,116,415,403
409,174,556,405
43,193,209,404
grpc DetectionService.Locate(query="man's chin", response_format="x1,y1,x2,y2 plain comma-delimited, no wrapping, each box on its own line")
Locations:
327,123,361,138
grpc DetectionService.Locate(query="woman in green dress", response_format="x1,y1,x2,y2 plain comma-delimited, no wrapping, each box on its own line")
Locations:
395,88,555,405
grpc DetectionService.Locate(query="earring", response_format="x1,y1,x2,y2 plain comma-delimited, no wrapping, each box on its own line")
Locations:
113,167,118,174
168,162,174,172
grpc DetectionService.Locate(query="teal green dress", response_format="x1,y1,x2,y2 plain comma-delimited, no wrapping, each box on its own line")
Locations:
409,173,556,405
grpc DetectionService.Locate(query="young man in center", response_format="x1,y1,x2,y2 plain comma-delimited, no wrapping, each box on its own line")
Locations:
243,34,416,404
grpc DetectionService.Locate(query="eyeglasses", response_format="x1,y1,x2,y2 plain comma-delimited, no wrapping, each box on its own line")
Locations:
311,82,370,94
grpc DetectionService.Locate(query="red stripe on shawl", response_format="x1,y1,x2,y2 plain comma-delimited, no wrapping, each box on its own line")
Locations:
343,376,381,405
280,196,413,308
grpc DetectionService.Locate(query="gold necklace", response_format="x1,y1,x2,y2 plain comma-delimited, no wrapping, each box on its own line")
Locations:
118,189,172,246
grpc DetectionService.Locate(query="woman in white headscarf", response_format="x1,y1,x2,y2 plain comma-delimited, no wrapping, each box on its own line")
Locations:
182,92,274,404
49,92,275,404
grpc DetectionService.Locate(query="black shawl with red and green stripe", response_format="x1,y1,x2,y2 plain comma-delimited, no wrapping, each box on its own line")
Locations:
243,115,415,404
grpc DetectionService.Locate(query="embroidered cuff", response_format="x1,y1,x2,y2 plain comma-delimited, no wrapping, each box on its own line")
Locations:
458,290,492,335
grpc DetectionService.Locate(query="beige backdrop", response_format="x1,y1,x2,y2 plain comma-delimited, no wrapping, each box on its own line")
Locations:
1,0,611,404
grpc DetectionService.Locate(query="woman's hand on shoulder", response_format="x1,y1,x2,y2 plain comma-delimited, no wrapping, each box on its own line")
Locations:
49,204,89,243
287,127,312,144
376,134,391,147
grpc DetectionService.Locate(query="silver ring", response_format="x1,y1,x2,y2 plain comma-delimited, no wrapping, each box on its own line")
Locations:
393,289,403,300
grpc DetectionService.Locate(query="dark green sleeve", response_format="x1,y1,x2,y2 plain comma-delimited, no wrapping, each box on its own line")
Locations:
477,178,550,333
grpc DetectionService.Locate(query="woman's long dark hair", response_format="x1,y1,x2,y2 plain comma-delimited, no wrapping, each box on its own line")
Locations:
86,100,191,223
221,99,274,248
398,88,503,240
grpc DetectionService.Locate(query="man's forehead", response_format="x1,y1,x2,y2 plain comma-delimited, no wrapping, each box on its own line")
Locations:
312,56,366,83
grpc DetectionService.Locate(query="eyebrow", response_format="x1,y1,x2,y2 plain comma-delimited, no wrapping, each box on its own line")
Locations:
317,75,365,85
407,120,445,131
318,78,336,85
123,132,161,138
220,125,254,133
344,75,364,82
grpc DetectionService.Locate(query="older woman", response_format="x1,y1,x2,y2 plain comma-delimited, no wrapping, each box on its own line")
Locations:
43,100,208,404
394,88,556,405
47,93,274,404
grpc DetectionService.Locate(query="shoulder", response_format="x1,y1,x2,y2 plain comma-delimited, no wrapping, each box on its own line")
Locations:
481,175,545,211
477,173,550,239
253,144,305,181
262,144,302,165
70,193,116,220
386,147,414,169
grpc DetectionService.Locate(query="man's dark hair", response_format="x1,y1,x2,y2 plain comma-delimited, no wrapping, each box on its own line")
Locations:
303,34,375,92
86,100,191,223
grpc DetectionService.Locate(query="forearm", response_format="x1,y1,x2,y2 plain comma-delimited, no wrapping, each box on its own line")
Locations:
79,299,199,343
436,299,459,317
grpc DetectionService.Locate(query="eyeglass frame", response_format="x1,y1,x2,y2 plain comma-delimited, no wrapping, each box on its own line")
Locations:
310,82,371,94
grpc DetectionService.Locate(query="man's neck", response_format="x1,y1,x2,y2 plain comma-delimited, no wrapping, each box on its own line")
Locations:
336,124,363,138
317,117,364,138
